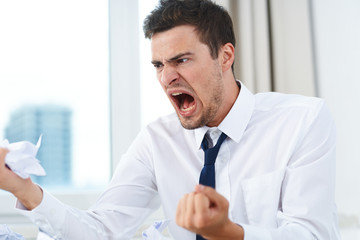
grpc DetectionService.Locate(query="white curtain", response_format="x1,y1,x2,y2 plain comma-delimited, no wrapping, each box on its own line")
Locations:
216,0,317,96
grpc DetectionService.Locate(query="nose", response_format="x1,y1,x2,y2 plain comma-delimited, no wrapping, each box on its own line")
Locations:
160,65,179,86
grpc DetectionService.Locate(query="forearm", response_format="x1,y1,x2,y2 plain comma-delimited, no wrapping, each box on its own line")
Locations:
0,148,43,210
17,190,104,239
205,221,244,240
14,179,43,210
17,189,157,239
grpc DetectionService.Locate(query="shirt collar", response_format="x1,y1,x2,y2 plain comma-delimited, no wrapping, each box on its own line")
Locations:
194,81,255,149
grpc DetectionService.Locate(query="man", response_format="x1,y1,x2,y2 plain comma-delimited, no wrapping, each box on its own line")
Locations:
0,0,340,239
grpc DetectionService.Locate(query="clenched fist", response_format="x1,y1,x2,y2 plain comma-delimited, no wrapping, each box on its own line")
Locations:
176,184,244,240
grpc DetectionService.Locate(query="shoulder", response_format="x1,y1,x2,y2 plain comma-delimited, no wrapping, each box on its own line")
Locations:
144,112,187,138
254,92,324,112
123,113,184,162
252,92,332,129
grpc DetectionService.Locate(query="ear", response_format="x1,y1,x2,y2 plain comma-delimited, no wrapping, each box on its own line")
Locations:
219,43,235,73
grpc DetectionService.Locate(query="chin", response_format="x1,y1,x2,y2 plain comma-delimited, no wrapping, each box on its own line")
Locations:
178,116,205,130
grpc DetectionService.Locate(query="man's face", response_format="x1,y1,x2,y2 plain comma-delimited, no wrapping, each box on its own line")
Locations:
151,25,225,129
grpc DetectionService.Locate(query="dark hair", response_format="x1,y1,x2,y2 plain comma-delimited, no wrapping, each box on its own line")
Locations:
143,0,236,62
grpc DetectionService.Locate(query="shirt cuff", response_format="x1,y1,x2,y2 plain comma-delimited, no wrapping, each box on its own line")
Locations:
15,188,67,238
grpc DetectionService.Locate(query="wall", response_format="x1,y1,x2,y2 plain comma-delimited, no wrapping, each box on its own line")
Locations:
312,0,360,230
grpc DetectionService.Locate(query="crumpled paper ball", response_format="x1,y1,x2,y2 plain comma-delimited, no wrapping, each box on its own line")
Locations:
0,136,46,179
142,219,171,240
0,225,25,240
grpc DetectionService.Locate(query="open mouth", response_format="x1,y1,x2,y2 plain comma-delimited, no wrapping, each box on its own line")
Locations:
171,92,196,113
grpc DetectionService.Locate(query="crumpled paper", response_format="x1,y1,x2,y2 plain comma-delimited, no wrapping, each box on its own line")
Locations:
0,136,46,179
142,219,171,240
36,230,55,240
0,225,25,240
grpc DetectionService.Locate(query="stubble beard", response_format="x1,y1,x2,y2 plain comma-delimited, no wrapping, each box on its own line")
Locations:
179,65,224,130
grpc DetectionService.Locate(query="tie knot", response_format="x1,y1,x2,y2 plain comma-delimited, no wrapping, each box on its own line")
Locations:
202,128,222,149
208,128,222,142
201,131,227,152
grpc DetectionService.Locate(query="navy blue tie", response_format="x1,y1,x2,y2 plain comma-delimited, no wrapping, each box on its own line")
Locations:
196,131,227,240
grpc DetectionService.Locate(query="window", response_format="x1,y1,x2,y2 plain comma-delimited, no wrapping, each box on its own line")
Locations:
0,1,110,237
0,0,110,190
139,0,173,126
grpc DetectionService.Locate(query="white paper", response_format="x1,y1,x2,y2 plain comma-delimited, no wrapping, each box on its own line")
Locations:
0,136,46,179
0,225,25,240
142,219,171,240
36,231,54,240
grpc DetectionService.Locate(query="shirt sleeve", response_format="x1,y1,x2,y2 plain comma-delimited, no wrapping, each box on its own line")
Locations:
16,127,160,239
240,100,340,240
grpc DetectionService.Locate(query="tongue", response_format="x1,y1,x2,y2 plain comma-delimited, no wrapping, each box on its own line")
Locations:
181,94,195,109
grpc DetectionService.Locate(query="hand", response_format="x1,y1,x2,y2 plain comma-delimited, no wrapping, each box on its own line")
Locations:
0,147,43,210
176,184,244,240
0,147,21,192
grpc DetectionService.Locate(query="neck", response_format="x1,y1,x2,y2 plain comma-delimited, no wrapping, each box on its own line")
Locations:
207,76,240,127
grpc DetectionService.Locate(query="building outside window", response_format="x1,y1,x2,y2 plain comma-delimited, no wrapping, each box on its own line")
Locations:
5,105,73,187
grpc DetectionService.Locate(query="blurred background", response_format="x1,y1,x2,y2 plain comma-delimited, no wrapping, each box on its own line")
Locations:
0,0,359,239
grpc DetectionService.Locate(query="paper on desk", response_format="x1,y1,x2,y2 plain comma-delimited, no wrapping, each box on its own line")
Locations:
0,136,46,179
142,219,171,240
0,225,25,240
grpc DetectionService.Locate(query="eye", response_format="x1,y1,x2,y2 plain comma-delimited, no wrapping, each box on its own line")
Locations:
177,58,188,64
153,63,163,70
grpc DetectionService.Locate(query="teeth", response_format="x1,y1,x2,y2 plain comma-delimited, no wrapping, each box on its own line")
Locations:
171,92,195,112
181,104,195,112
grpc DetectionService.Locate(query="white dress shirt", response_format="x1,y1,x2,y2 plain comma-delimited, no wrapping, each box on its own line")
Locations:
17,83,340,239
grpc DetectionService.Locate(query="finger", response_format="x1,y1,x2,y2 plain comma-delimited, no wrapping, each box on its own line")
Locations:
184,192,196,228
175,195,184,225
185,192,195,215
194,192,210,215
176,193,188,226
194,192,211,228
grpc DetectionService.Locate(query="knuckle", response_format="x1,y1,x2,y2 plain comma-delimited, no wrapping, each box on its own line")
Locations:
183,193,190,200
179,193,188,205
188,192,196,200
194,192,205,200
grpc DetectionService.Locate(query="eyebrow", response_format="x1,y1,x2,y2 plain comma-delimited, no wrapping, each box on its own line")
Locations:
151,52,193,65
